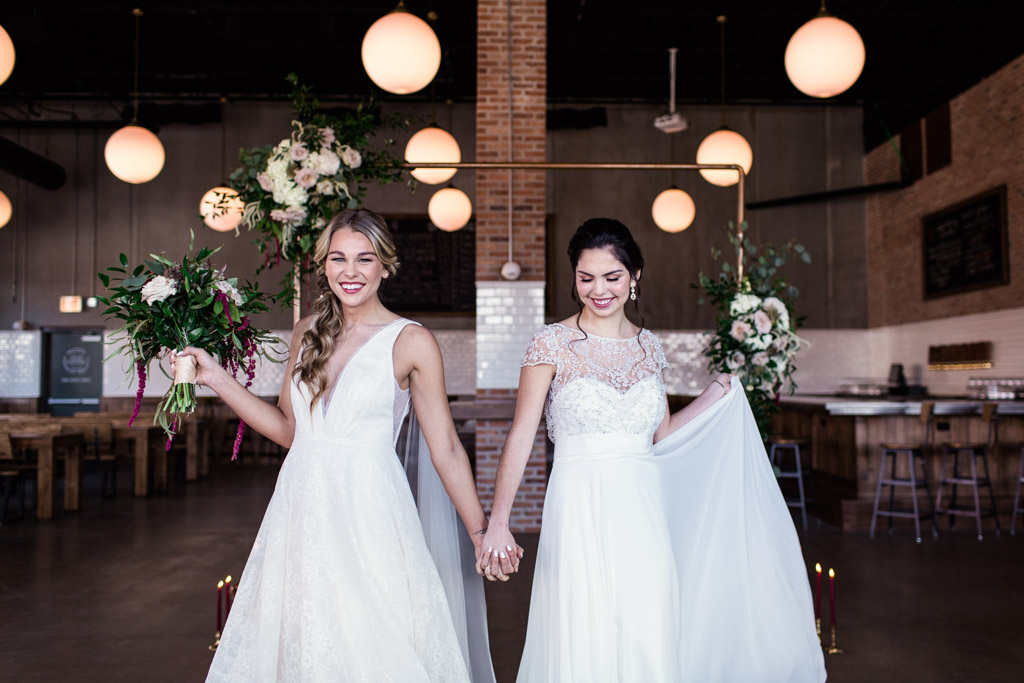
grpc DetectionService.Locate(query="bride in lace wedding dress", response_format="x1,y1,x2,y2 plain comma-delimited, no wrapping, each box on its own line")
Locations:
175,209,498,682
479,218,826,682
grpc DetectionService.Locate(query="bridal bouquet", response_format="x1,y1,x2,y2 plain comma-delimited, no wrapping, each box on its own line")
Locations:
694,224,810,442
98,233,282,458
230,74,408,304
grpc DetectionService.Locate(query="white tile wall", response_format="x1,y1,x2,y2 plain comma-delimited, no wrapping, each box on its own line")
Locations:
435,330,476,395
0,331,42,398
476,281,546,390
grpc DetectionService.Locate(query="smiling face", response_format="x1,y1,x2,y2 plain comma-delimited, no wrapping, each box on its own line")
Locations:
574,246,637,319
324,227,388,308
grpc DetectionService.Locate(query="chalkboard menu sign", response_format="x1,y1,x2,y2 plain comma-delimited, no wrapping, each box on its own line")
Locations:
383,216,476,312
922,185,1008,299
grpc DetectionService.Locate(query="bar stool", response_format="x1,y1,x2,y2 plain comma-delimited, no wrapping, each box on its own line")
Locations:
1012,446,1024,535
870,403,936,543
934,404,1001,540
769,437,814,530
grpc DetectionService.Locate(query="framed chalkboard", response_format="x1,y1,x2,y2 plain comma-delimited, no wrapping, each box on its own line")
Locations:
382,216,476,313
922,185,1008,299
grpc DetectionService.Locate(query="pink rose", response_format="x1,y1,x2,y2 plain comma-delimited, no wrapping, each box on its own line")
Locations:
270,209,290,223
754,309,773,334
256,172,274,192
289,142,309,162
321,127,336,146
294,167,319,189
730,319,752,342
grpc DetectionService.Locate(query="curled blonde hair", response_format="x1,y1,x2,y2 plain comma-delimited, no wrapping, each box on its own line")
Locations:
294,208,400,410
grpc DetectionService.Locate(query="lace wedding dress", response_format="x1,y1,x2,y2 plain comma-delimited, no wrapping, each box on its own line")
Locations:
207,319,492,683
517,323,826,683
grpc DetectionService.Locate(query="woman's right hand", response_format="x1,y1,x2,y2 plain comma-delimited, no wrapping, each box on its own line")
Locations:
477,524,522,582
169,347,228,390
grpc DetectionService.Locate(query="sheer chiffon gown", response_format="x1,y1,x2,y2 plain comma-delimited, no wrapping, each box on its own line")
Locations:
517,323,826,683
207,319,485,683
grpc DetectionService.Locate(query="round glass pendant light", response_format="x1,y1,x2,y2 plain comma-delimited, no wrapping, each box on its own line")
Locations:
199,187,244,232
405,126,461,184
0,190,11,228
785,9,865,98
0,24,15,85
104,125,165,184
428,186,472,232
696,127,752,187
362,2,441,95
651,188,695,233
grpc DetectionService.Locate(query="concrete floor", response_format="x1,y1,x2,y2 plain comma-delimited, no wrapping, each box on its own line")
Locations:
1,462,1022,682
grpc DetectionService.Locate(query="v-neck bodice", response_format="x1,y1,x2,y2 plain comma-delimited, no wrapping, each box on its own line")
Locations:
291,318,418,446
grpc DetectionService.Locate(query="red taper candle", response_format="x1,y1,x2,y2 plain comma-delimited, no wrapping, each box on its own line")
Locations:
216,580,224,632
224,575,233,619
828,568,836,627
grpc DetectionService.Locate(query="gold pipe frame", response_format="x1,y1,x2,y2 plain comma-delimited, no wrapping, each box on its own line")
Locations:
403,162,747,281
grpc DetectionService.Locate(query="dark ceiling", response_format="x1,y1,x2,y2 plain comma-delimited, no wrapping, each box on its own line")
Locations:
1,1,1022,148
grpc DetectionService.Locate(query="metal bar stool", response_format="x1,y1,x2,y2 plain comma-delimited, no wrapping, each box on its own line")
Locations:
934,404,1001,541
769,437,814,530
1009,446,1023,535
870,403,937,543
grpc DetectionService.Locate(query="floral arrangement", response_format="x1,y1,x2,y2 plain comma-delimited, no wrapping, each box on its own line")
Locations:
98,232,282,458
228,74,408,304
693,224,811,442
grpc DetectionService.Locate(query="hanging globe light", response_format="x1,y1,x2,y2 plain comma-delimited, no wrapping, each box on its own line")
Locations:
0,189,11,228
0,24,14,85
696,126,752,187
651,188,695,233
361,2,441,95
428,186,472,232
784,7,865,98
405,126,461,184
104,125,165,184
199,187,244,232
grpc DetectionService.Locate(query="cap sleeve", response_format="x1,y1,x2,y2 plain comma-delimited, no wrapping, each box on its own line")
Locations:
522,325,560,368
648,330,670,372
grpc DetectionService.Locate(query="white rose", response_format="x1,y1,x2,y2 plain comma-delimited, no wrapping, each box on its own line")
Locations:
141,275,178,306
341,146,362,168
754,309,773,334
745,334,772,351
316,179,335,195
266,158,289,182
762,296,791,327
726,350,745,371
752,351,769,366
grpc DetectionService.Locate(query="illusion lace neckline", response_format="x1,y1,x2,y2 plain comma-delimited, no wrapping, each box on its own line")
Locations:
552,322,644,341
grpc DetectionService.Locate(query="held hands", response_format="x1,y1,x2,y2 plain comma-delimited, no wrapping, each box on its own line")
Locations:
475,524,524,582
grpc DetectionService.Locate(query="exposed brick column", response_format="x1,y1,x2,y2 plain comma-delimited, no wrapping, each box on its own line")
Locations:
474,0,547,533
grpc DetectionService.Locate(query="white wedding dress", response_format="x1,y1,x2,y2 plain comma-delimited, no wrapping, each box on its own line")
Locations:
207,319,493,683
517,323,826,683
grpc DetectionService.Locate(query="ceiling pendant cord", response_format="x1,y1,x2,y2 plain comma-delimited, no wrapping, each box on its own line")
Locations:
717,15,727,127
131,8,142,125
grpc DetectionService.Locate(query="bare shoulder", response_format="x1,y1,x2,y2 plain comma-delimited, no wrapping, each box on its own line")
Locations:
394,321,440,357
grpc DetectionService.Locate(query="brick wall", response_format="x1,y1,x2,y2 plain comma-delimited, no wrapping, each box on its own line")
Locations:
864,53,1024,327
475,0,548,533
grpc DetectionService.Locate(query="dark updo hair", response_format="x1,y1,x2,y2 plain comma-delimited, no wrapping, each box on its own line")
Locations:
566,217,646,349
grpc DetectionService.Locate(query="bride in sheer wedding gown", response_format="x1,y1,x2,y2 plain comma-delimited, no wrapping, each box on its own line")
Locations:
175,209,498,682
479,218,826,682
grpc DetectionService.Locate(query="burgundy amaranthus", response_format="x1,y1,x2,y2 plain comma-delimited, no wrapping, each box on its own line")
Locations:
231,332,258,460
128,360,147,427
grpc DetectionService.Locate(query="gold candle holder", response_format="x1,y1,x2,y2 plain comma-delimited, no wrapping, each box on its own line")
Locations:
209,630,221,651
815,618,822,645
826,625,843,654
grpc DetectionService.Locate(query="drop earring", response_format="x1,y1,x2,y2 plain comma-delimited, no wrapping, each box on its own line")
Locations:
630,282,637,301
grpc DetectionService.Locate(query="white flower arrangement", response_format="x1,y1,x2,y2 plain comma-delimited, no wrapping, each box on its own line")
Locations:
719,291,804,394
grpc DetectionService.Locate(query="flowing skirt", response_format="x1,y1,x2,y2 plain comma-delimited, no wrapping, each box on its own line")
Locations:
517,385,826,682
207,433,471,683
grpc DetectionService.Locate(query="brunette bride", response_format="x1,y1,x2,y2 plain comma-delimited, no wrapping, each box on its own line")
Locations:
479,218,826,682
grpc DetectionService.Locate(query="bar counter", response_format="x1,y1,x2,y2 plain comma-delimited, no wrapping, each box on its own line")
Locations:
773,396,1024,531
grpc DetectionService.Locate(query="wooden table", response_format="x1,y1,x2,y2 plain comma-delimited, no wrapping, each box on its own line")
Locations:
10,432,84,520
113,425,166,497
